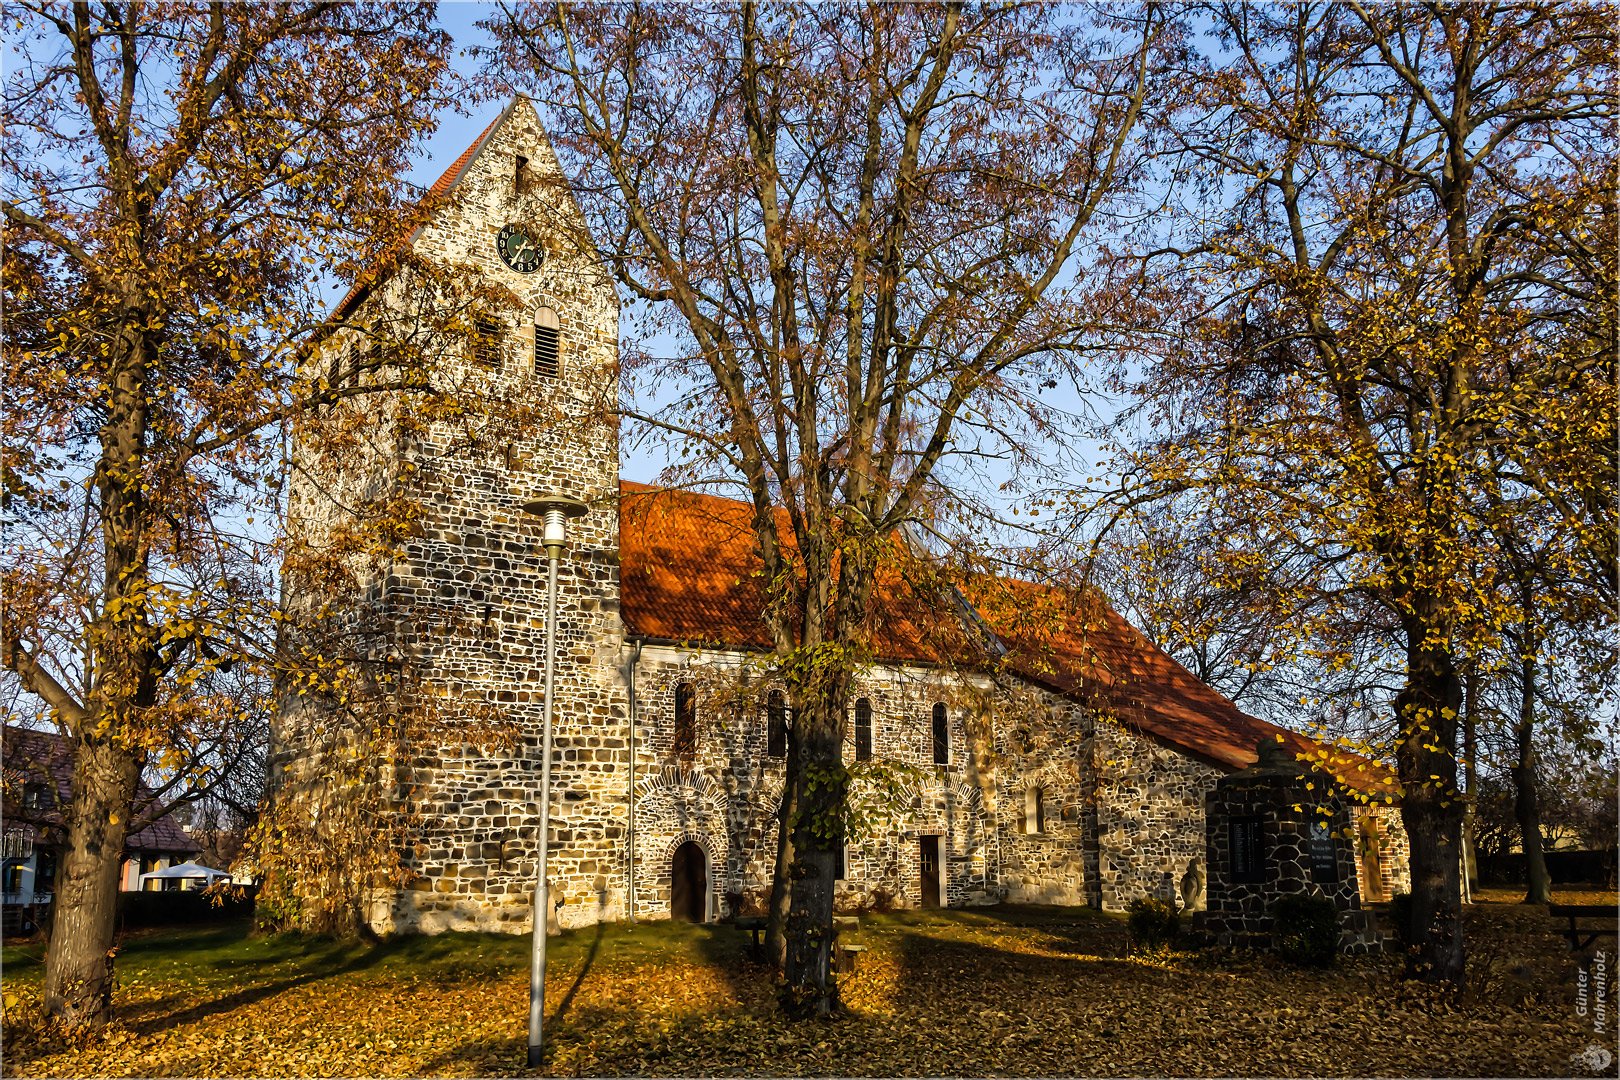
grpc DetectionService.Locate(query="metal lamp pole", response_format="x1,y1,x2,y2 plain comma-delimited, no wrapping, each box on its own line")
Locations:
521,494,588,1071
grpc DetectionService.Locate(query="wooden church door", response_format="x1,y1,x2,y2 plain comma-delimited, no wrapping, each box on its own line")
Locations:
670,841,707,922
920,835,942,908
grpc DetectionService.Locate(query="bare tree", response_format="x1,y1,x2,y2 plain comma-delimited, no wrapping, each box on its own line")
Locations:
0,2,469,1027
484,0,1167,1014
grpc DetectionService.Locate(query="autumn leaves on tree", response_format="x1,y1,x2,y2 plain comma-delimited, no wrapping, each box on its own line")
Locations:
0,2,483,1026
2,0,1612,1036
1101,2,1615,982
485,1,1170,1015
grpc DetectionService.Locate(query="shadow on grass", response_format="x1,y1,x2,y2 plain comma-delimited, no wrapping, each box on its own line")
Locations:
693,917,778,1007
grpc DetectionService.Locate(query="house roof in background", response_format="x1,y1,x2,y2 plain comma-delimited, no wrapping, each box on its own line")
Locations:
1,727,201,854
616,483,1395,793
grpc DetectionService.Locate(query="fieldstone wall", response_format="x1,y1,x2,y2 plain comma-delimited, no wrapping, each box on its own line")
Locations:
1087,717,1223,911
274,98,631,935
623,650,1004,918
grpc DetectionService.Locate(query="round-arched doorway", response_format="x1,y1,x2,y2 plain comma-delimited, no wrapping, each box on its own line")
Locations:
669,840,708,923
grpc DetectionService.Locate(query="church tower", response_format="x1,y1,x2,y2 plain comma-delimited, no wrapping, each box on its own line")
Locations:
274,96,630,934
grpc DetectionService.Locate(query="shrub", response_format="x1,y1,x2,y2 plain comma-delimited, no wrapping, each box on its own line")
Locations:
1272,893,1338,966
1126,896,1180,950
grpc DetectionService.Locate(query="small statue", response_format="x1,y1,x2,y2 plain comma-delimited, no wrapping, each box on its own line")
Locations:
1180,857,1205,912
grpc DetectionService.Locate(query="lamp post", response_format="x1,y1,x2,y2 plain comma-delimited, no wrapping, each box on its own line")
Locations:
520,493,588,1071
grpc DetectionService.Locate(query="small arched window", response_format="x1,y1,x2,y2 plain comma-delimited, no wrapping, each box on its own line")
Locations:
931,703,949,765
854,697,873,761
534,306,560,379
767,690,788,759
674,682,697,758
1023,786,1045,835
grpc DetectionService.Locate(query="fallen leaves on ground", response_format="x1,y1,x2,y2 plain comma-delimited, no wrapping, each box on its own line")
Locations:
2,892,1611,1077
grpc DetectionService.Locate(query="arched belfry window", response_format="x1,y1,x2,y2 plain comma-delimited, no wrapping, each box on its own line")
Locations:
854,697,873,762
674,682,697,758
534,306,560,379
767,690,788,759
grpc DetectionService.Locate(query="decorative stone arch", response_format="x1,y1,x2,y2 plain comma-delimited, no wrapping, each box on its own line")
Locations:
634,769,730,920
634,765,728,810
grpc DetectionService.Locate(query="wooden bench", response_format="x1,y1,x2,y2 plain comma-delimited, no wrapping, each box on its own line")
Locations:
1548,904,1617,955
734,916,767,961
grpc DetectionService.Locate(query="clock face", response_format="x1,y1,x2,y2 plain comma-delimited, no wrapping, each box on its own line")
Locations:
496,224,544,274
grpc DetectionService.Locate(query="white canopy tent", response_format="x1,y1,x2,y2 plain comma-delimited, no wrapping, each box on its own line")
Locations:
137,861,232,884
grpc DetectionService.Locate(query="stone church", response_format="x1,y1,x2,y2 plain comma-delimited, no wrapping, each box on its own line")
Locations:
273,97,1409,936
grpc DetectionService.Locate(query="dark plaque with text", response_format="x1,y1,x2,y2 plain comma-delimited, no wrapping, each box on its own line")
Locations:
1230,816,1264,883
1309,820,1338,883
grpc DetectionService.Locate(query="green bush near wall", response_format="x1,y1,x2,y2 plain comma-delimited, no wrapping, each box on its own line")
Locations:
1271,893,1338,966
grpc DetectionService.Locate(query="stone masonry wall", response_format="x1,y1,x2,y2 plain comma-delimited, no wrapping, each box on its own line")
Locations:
1087,718,1223,911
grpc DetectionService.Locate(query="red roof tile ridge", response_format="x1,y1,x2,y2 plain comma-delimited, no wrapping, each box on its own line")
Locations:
331,106,511,321
613,481,1395,791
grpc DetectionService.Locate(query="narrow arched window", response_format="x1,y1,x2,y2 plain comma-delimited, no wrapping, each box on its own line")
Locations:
674,682,697,758
767,690,788,759
534,306,560,379
854,697,872,761
1023,787,1045,835
931,703,949,765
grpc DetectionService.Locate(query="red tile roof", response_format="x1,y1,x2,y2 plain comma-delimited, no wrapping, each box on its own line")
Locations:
1,727,201,854
617,482,1394,791
331,110,507,321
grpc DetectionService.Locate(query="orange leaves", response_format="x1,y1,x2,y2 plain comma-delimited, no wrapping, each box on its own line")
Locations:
0,903,1602,1077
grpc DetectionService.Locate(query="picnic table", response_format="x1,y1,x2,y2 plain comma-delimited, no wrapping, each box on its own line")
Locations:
734,916,767,960
1548,904,1618,955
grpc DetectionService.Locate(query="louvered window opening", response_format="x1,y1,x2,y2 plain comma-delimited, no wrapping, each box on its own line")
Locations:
473,319,502,366
534,324,560,378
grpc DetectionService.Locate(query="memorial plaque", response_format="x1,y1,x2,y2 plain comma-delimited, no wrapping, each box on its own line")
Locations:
1309,820,1338,883
1230,816,1264,883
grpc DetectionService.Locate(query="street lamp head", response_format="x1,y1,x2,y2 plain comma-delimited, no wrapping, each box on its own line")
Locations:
521,494,589,556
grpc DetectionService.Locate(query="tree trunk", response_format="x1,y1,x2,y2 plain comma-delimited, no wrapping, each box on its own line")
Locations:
41,316,156,1027
1512,652,1551,905
1394,627,1466,984
764,722,799,972
778,683,849,1018
1460,664,1478,898
42,740,143,1026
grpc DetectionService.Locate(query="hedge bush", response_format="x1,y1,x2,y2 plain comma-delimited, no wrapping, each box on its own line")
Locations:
1126,896,1180,950
118,887,256,929
1271,893,1338,966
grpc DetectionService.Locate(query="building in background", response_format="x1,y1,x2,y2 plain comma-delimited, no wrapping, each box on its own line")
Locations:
2,726,199,935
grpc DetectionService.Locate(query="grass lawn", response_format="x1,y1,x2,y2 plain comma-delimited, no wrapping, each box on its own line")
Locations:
2,889,1611,1077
